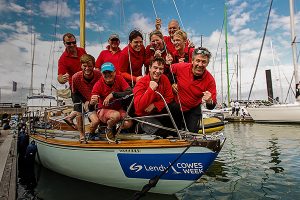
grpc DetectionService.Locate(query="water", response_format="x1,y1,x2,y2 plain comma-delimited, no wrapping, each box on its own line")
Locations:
18,123,300,200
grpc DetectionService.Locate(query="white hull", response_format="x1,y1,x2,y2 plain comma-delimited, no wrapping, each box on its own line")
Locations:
31,135,224,194
247,102,300,123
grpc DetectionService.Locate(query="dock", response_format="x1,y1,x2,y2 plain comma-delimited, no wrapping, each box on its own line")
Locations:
225,115,254,122
0,128,17,200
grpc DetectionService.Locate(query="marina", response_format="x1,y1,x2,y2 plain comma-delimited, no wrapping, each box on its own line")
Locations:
2,123,297,199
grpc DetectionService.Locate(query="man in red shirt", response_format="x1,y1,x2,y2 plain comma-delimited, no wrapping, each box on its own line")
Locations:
57,33,87,129
90,62,133,142
133,57,179,137
155,19,192,56
169,47,217,133
72,54,101,142
95,34,123,73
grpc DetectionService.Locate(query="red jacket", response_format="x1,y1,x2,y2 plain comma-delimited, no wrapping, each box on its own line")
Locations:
58,47,87,87
120,45,145,84
133,74,174,116
72,70,101,102
95,45,122,73
91,75,130,110
144,44,171,75
171,47,194,63
171,62,217,111
163,36,190,57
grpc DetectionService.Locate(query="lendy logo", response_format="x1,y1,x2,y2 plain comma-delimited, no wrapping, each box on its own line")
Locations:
130,163,143,172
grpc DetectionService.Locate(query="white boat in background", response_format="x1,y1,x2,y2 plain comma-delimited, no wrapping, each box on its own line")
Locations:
248,0,300,123
247,102,300,123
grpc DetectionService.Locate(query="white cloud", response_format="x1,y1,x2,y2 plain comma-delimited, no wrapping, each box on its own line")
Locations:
129,13,154,34
39,1,71,17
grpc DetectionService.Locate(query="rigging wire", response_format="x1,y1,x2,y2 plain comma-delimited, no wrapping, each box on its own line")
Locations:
151,0,158,18
172,0,185,30
211,18,225,76
247,0,273,102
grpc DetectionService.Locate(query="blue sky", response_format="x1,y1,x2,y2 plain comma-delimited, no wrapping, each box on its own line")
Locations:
0,0,299,103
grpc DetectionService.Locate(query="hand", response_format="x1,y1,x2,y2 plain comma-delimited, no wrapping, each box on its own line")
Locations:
172,83,178,94
90,95,98,105
103,93,113,106
62,73,69,83
165,53,173,65
188,39,195,48
136,76,143,82
145,103,155,113
83,101,89,111
178,58,185,63
155,18,162,30
154,50,162,57
202,91,213,103
149,81,158,91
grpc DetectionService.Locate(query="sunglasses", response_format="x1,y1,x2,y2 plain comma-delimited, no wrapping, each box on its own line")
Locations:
65,41,76,45
110,38,119,42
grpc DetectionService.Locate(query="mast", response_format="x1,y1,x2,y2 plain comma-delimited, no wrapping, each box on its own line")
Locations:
289,0,299,99
29,34,36,96
221,48,224,106
224,4,230,104
236,54,239,101
80,0,86,48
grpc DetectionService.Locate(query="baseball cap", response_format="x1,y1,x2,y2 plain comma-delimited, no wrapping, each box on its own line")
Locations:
109,34,119,41
101,62,115,73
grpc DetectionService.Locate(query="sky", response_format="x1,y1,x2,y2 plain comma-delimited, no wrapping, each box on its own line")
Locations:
0,0,299,104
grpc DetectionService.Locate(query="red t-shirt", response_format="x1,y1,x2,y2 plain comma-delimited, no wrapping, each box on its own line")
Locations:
95,45,122,73
120,44,145,83
171,62,217,111
72,70,101,102
91,75,130,110
133,74,174,116
58,47,87,87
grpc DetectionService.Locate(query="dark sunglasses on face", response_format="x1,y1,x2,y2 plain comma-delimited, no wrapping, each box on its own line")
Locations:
110,38,119,42
65,41,76,45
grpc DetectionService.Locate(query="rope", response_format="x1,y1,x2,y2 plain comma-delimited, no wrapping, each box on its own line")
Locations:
172,0,185,30
131,139,197,200
151,0,158,18
128,46,135,87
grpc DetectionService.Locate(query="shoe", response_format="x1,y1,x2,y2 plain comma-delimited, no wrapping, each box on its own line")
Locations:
63,118,77,130
105,128,115,142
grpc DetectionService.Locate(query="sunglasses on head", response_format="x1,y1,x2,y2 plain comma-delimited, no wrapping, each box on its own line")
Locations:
195,48,211,56
65,41,76,45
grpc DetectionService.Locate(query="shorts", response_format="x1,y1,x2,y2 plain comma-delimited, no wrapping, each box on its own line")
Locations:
97,108,127,123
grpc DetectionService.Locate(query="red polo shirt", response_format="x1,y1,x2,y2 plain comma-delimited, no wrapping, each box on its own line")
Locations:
91,75,130,110
171,62,217,111
133,74,174,116
72,70,101,102
95,45,122,73
120,44,145,83
58,47,87,87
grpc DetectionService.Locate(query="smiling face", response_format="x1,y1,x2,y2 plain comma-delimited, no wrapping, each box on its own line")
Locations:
173,35,185,51
102,71,116,85
191,54,209,77
81,61,94,77
64,35,77,53
109,38,120,49
168,20,180,38
150,34,164,50
149,61,164,82
130,36,143,52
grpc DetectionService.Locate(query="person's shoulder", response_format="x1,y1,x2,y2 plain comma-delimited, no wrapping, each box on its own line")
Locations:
73,71,83,78
94,70,101,77
77,47,87,53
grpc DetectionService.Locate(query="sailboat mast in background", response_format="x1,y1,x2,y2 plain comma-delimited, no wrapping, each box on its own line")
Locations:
80,0,86,48
289,0,299,99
